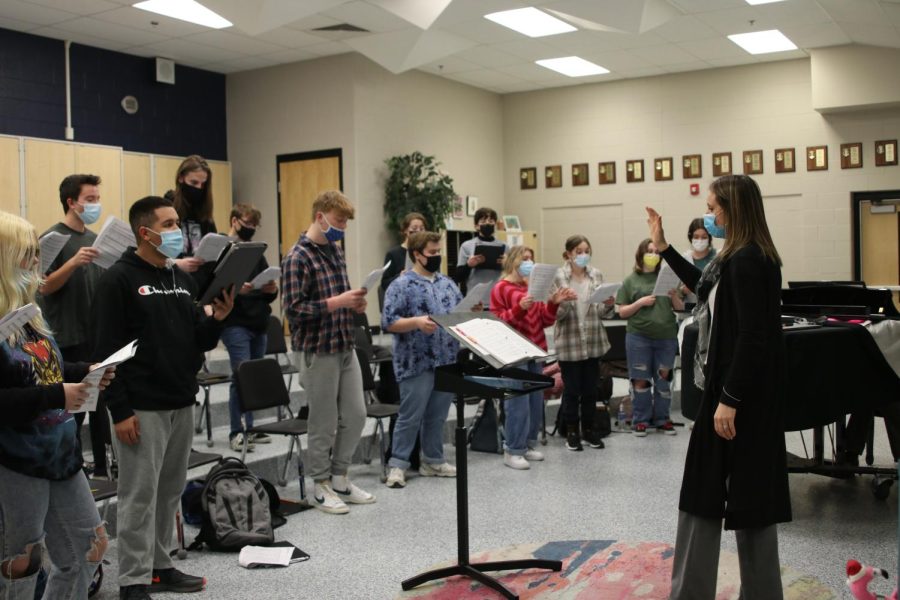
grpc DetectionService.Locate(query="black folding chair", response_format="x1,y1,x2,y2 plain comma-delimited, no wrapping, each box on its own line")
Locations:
265,315,299,387
353,329,398,482
236,358,309,499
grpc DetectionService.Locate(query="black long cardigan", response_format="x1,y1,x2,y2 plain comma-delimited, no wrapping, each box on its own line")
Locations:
662,243,791,530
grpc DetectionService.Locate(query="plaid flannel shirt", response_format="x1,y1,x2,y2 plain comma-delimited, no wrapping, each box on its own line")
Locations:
553,262,613,362
281,234,354,354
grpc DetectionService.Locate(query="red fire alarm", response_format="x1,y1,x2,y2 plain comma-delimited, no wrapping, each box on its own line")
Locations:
690,183,700,195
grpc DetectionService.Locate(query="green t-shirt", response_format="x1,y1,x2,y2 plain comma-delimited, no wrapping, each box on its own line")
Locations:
616,271,677,340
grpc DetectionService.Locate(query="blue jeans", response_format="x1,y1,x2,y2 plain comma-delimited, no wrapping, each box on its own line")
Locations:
388,370,454,470
503,361,544,455
0,464,103,600
625,332,678,426
221,326,267,437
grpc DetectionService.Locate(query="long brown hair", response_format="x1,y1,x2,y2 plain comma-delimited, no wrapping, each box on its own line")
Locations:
172,155,214,222
710,175,781,266
633,238,660,274
562,234,592,259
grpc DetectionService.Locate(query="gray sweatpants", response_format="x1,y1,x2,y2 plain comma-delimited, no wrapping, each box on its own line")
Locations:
295,350,366,482
669,510,783,600
114,408,193,588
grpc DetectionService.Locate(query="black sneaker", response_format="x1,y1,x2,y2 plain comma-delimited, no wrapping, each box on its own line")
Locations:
120,585,152,600
148,568,205,593
583,430,606,449
566,429,583,451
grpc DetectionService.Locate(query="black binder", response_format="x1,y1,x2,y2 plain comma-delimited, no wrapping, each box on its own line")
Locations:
197,242,267,305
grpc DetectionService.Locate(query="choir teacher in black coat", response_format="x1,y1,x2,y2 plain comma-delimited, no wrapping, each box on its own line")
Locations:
646,174,790,600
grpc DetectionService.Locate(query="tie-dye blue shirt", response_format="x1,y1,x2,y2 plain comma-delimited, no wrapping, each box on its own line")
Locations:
382,270,462,382
0,326,82,480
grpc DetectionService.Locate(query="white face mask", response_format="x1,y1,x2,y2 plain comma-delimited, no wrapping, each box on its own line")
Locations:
692,238,709,252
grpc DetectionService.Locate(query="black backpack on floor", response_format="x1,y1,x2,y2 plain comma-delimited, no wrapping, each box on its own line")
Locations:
188,457,274,552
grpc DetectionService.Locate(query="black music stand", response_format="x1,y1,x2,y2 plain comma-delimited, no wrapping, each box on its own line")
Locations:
401,314,562,599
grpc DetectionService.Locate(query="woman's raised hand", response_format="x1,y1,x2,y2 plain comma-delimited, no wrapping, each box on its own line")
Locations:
645,207,669,252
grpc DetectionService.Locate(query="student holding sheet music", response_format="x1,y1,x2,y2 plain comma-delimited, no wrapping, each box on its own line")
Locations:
381,231,464,489
166,155,217,289
91,196,234,600
552,235,616,451
0,210,115,600
490,246,577,470
37,173,112,476
281,190,376,516
615,239,684,438
221,203,279,452
647,175,788,600
379,212,427,310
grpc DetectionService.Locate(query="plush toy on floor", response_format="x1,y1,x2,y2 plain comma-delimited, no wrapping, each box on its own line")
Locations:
846,559,898,600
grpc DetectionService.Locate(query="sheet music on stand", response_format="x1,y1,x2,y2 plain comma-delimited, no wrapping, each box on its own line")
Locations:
0,304,39,341
432,314,548,370
92,217,135,269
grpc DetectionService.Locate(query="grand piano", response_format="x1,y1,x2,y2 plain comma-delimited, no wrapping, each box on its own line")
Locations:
681,283,900,498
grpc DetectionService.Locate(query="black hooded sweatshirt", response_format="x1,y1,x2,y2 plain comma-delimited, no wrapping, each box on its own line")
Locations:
91,247,224,423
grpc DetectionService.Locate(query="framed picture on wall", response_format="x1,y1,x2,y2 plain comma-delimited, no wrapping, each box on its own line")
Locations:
453,195,464,219
682,154,701,179
840,143,862,169
774,148,795,173
572,163,589,186
626,159,644,183
520,167,537,190
712,152,732,176
654,157,673,181
742,150,763,175
875,140,898,166
503,215,522,232
598,162,616,184
806,146,828,171
545,165,562,188
466,195,478,217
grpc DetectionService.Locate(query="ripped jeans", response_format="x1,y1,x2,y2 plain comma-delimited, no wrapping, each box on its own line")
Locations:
625,333,678,427
0,463,104,600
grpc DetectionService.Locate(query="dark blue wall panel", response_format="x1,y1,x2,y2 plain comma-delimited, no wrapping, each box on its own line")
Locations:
0,27,227,160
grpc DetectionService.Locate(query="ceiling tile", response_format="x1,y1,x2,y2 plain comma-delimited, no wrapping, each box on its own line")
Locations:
49,16,168,47
321,0,411,32
541,30,632,54
30,25,128,50
92,6,210,37
369,0,453,30
1,0,77,26
677,36,747,60
652,15,720,43
304,40,353,56
622,65,667,78
695,5,767,35
705,55,756,68
454,45,520,69
260,47,321,63
629,42,699,66
130,38,245,64
779,21,852,48
751,0,832,26
24,0,120,15
667,0,746,14
817,0,887,24
417,55,481,75
590,49,655,71
284,13,342,31
252,26,329,48
837,20,900,46
0,15,41,32
489,80,544,94
752,48,808,62
499,62,575,83
202,54,281,73
493,38,571,62
662,60,712,73
440,16,523,45
186,30,288,55
880,1,900,26
445,68,529,89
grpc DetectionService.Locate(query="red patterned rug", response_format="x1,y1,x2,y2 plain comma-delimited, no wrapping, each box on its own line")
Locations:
396,540,835,599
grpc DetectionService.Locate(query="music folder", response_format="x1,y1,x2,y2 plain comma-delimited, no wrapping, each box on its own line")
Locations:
430,312,551,371
197,242,266,305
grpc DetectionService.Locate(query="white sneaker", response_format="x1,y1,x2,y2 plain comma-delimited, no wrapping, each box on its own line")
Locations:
419,462,457,477
331,475,376,504
386,467,406,488
524,449,544,462
503,452,530,470
229,433,254,453
312,482,349,514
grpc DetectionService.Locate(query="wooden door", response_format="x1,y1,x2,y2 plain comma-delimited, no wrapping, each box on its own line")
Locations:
277,151,342,258
859,199,900,305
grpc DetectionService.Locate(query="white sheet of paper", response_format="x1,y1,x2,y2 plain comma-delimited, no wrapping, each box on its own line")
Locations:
526,263,558,302
652,266,681,297
92,217,135,269
362,261,391,292
194,233,231,263
239,545,293,568
71,340,138,413
451,318,548,366
588,282,622,304
39,232,71,273
250,267,280,289
0,304,39,341
452,282,492,313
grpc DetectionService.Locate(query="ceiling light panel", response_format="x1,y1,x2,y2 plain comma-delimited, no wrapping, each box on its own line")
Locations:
728,29,797,53
133,0,232,29
536,56,609,76
484,7,576,38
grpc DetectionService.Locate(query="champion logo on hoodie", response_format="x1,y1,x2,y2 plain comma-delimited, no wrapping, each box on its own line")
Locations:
137,284,191,297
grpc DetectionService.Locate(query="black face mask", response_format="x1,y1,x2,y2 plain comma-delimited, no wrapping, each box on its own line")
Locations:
236,225,256,241
180,182,205,206
420,254,442,273
479,224,495,238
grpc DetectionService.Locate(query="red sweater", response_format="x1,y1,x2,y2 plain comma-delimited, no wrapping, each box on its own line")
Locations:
490,279,558,351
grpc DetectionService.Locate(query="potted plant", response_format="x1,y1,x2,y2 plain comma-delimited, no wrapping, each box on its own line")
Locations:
384,151,457,243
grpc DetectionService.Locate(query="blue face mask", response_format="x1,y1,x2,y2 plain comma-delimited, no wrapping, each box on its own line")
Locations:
574,254,591,268
78,203,102,225
319,215,345,242
149,228,184,259
518,260,534,277
704,213,726,239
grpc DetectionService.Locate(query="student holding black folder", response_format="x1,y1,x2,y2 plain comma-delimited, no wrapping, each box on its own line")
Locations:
91,196,234,600
455,207,505,292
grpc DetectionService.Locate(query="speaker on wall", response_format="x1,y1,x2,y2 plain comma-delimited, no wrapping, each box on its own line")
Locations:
155,57,175,85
